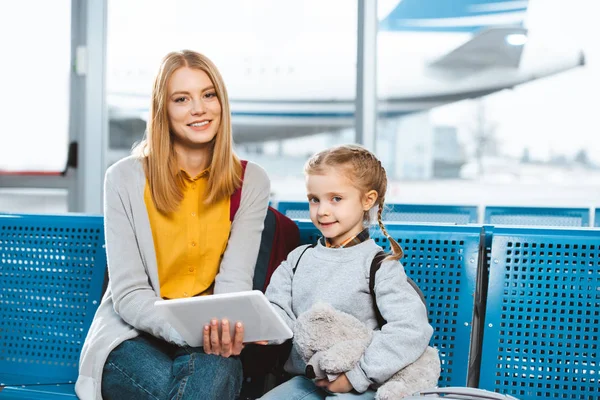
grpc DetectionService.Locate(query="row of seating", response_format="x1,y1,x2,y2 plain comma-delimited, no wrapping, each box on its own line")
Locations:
276,201,599,227
0,214,598,399
296,221,600,399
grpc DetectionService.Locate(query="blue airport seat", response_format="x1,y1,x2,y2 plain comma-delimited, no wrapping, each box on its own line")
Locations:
0,214,106,397
595,208,600,227
296,221,482,387
479,227,600,399
280,202,478,224
277,201,310,220
0,384,76,399
483,206,590,227
384,204,478,224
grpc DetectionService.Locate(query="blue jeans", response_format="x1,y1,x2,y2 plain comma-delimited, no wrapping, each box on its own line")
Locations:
259,376,376,400
102,334,243,400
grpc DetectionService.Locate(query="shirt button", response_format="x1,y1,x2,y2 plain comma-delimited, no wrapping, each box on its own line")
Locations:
191,212,196,217
183,292,188,297
191,183,197,189
191,241,196,247
189,266,194,272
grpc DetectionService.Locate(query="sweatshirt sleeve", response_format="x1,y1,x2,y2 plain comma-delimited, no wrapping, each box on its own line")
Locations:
104,165,186,346
214,162,270,294
346,259,433,393
264,245,310,335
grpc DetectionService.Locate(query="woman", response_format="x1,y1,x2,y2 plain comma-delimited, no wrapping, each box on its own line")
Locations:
76,50,270,400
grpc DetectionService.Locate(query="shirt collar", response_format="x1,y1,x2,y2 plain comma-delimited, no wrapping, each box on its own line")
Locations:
180,167,210,182
323,228,370,248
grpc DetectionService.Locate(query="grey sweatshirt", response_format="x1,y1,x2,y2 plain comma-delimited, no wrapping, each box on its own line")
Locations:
265,239,433,393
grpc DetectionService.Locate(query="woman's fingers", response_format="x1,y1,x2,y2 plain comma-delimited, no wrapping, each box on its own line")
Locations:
203,324,211,353
231,322,245,355
209,319,221,355
202,319,247,357
220,319,232,357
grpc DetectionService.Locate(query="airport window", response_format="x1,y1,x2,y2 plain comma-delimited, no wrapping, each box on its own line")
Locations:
106,0,598,207
0,0,71,173
107,0,358,180
376,0,598,206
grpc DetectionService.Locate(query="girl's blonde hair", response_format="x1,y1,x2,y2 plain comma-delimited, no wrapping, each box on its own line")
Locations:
304,144,403,261
133,50,241,214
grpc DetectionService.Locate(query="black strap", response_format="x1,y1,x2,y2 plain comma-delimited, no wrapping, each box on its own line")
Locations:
292,243,317,274
370,250,427,328
290,242,317,315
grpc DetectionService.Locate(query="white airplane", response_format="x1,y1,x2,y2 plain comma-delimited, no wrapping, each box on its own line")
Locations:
108,0,584,144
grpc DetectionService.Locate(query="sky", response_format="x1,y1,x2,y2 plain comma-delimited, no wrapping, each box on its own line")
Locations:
0,0,598,171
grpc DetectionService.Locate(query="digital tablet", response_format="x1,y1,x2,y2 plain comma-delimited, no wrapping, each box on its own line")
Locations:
154,290,293,347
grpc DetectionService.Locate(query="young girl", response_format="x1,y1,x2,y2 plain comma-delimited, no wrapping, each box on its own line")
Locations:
262,144,433,399
76,50,270,400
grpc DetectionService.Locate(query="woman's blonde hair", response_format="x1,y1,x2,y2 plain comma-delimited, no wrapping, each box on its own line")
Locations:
304,144,403,261
133,50,241,213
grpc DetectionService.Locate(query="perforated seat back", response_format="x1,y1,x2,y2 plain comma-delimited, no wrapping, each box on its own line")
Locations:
484,207,590,227
383,204,478,225
0,214,106,385
480,227,600,399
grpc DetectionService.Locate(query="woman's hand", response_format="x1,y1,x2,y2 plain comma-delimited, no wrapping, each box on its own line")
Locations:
202,319,269,357
203,319,245,357
315,373,353,393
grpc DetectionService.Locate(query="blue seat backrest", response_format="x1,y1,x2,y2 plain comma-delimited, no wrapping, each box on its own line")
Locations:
295,221,481,387
0,214,107,386
383,204,478,224
483,206,590,227
277,201,310,220
480,227,600,399
594,208,600,227
281,202,478,224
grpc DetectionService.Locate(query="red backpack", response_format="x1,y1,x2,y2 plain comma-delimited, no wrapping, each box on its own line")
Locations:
230,160,300,292
231,161,298,395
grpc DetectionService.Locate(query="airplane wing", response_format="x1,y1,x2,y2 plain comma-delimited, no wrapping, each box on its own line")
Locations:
428,26,528,79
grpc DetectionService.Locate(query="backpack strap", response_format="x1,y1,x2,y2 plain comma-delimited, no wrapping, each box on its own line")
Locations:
370,251,388,328
230,160,248,222
370,250,428,328
290,242,318,314
292,242,317,274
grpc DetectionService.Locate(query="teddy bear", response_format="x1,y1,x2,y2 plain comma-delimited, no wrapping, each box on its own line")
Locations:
293,302,441,400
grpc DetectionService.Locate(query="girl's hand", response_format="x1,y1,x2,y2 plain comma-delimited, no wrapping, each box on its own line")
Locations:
315,373,353,393
203,319,245,357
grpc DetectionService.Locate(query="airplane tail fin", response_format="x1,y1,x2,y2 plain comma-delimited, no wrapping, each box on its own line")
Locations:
380,0,529,33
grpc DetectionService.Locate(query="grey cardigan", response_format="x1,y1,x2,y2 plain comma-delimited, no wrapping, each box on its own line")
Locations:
75,156,270,400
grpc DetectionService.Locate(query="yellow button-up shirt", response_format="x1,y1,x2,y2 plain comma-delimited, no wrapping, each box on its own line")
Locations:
145,169,231,299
